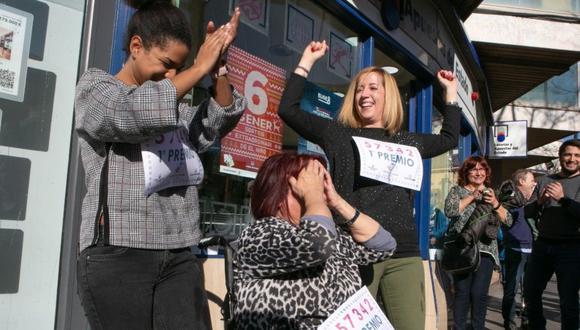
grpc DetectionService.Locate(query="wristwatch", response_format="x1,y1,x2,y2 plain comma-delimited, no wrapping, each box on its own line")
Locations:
213,65,229,79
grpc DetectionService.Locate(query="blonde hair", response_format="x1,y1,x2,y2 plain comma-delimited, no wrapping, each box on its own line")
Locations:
337,66,403,135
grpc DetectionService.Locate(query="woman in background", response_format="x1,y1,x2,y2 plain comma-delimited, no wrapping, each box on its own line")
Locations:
444,156,512,330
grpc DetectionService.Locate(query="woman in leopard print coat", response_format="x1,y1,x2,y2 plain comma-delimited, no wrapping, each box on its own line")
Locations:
233,152,396,329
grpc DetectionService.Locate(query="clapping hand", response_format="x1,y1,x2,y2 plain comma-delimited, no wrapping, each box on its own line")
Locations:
195,7,241,75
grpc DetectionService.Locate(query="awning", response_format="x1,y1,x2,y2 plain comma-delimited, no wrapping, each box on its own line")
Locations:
526,127,575,151
474,42,580,111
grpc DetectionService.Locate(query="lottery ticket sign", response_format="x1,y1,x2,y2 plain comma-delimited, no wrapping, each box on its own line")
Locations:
352,136,423,191
141,128,204,196
220,46,286,178
318,287,394,330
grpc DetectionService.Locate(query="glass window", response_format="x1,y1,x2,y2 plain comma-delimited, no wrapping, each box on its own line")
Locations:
547,63,578,107
428,109,458,259
516,63,579,108
178,0,357,239
373,48,416,127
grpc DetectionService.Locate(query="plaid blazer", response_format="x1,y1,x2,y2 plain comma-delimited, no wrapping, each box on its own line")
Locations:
75,68,246,251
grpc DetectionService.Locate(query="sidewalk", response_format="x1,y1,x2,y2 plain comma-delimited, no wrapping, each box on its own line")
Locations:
485,275,561,329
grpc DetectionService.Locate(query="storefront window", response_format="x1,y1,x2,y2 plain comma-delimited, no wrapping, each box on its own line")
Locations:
428,109,459,259
373,48,415,122
178,0,357,239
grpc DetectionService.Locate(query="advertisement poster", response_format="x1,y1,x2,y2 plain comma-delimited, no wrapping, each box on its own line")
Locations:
220,46,286,178
230,0,269,35
0,4,33,102
488,120,527,158
297,81,341,157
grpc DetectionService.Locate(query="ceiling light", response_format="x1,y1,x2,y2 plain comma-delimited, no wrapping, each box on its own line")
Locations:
382,66,399,75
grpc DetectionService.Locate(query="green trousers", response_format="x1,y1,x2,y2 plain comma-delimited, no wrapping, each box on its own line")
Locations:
366,256,425,330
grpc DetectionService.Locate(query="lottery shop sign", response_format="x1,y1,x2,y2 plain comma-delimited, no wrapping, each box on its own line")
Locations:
220,46,286,178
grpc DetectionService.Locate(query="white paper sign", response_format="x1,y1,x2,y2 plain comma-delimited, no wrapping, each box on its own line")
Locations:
352,136,423,191
318,286,394,330
0,4,33,102
488,120,527,158
141,128,204,195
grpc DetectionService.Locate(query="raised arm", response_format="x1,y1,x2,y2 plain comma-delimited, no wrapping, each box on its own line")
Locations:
417,70,461,158
278,41,332,145
75,69,181,143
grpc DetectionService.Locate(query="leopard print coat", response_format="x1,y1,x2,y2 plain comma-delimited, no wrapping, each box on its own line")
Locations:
233,216,393,329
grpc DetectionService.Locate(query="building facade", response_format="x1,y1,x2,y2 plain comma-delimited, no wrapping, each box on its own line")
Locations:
464,0,580,181
0,0,504,328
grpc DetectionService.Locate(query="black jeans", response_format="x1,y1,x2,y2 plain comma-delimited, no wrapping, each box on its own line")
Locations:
452,253,494,330
501,248,529,328
77,245,211,330
523,239,580,330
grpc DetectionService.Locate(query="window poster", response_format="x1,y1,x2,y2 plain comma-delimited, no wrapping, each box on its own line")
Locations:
328,29,354,80
297,81,342,158
284,4,314,54
0,4,33,102
219,46,286,179
230,0,269,35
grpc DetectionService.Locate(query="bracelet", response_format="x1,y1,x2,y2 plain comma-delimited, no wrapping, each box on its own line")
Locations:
212,65,229,79
296,65,310,75
493,203,501,210
344,209,360,226
446,101,460,107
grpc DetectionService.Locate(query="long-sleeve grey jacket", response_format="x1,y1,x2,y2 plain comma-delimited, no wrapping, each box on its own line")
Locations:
75,68,246,251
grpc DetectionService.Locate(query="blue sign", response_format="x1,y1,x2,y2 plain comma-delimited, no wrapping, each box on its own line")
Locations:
297,81,342,157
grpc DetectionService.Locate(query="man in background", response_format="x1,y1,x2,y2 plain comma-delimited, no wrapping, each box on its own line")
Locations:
502,169,536,329
524,139,580,330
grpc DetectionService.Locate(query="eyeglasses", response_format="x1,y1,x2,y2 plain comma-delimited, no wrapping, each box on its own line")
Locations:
468,168,486,173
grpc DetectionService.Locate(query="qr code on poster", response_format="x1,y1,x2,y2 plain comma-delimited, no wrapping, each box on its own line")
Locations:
0,69,15,89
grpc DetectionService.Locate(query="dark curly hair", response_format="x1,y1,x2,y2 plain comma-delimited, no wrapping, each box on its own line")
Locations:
124,0,192,56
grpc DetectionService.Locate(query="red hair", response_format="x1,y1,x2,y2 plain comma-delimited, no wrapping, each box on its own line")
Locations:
457,156,491,187
251,152,327,220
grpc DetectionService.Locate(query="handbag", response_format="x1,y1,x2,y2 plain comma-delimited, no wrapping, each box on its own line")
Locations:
441,233,480,275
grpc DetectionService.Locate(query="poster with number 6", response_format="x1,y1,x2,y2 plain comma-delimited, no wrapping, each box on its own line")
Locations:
220,46,286,178
318,287,394,330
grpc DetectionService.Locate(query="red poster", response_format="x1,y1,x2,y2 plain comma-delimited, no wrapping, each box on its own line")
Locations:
220,46,286,178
